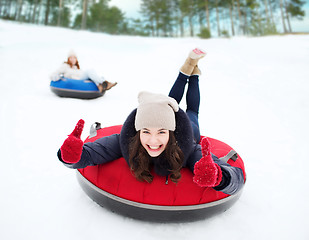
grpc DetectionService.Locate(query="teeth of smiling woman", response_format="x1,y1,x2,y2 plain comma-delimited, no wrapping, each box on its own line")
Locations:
149,145,160,150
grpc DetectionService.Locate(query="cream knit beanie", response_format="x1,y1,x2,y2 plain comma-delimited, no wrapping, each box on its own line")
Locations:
135,91,179,131
67,49,77,58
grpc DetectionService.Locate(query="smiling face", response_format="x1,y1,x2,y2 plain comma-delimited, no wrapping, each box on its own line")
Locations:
68,56,77,66
139,127,170,157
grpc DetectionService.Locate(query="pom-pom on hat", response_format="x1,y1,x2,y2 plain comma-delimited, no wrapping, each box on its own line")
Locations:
135,91,179,131
67,49,77,58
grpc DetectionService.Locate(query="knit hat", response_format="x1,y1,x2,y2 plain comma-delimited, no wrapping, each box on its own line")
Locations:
135,91,179,131
67,49,77,58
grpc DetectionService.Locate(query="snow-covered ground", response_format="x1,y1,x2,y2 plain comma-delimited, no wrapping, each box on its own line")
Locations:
0,20,308,240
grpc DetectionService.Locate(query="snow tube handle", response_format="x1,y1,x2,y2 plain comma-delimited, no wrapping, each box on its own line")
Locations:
219,150,238,163
89,122,102,138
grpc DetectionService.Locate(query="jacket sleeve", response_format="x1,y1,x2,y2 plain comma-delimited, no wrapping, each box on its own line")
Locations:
58,134,122,169
186,143,245,195
50,63,68,80
212,155,244,195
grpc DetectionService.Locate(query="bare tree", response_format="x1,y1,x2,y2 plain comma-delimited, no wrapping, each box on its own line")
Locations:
31,0,39,23
215,0,221,36
264,0,270,22
45,0,51,25
36,0,44,24
81,0,88,29
283,0,292,32
227,0,235,36
267,0,276,29
16,0,24,21
229,7,234,35
279,0,288,33
235,0,242,34
205,0,211,35
57,0,63,26
0,0,3,15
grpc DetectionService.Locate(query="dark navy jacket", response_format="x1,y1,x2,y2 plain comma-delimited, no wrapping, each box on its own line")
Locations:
58,109,244,195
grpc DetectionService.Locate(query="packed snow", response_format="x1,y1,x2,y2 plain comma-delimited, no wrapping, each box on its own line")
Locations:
0,20,308,240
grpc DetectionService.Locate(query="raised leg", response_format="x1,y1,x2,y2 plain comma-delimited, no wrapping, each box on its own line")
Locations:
186,75,200,114
169,48,205,143
168,72,189,104
186,75,201,142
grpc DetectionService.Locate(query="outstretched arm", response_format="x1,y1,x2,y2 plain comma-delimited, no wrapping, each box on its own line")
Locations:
50,63,68,81
188,137,245,195
58,120,122,169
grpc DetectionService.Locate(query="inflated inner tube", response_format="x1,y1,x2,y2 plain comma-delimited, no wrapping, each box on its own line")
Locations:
50,78,105,99
77,125,246,222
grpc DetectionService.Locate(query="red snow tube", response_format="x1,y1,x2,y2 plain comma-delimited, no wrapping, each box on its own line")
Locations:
77,125,246,222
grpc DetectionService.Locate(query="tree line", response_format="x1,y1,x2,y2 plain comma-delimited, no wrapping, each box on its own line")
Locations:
0,0,306,37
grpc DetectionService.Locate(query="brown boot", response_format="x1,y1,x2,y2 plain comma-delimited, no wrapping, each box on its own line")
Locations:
191,65,201,76
180,48,206,75
98,83,105,93
103,81,117,91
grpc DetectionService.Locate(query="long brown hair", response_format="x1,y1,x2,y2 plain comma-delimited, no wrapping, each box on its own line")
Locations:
129,131,184,183
65,57,80,69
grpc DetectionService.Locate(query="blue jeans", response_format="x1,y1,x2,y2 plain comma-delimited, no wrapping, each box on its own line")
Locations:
79,69,104,86
168,72,201,142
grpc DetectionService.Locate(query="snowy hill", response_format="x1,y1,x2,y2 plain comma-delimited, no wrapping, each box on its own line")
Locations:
0,20,308,240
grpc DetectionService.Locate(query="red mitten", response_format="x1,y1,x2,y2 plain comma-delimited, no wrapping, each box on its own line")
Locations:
193,137,222,187
60,119,85,164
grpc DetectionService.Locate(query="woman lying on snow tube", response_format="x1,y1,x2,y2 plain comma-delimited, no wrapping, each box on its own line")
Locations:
50,50,117,99
57,48,246,222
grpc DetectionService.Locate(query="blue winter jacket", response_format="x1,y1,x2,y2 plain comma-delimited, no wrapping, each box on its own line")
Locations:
58,109,244,195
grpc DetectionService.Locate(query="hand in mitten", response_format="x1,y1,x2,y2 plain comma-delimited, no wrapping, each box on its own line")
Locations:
51,74,60,81
60,119,85,164
193,137,222,187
